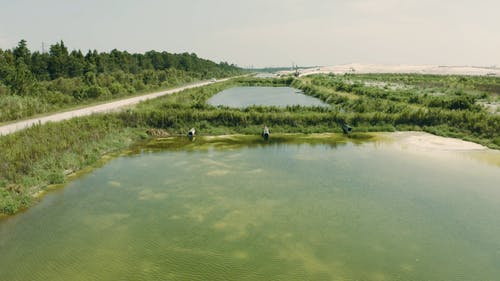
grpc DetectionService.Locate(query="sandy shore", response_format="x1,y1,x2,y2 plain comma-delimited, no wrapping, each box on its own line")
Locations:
382,131,500,167
279,64,500,77
386,131,487,151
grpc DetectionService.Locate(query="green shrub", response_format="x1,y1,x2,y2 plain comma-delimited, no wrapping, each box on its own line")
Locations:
85,85,111,99
47,171,65,184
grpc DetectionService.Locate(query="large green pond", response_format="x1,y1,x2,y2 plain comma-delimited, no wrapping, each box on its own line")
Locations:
1,134,499,281
207,86,329,107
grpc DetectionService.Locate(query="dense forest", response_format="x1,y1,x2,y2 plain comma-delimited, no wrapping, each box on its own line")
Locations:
0,40,243,122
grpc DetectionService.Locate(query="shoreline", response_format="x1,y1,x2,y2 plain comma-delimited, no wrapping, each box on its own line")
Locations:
2,131,496,218
385,131,488,151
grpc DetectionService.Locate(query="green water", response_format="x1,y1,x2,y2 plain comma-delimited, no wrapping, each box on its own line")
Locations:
1,134,500,281
207,86,329,107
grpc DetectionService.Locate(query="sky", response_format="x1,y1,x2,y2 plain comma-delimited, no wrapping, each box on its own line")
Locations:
1,0,499,68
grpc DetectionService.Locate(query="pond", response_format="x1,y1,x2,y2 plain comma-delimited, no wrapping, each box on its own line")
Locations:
207,86,329,107
254,73,278,78
1,133,499,281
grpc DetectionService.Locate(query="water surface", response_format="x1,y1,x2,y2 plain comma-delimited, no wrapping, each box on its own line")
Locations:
254,73,278,78
207,86,329,107
1,134,499,281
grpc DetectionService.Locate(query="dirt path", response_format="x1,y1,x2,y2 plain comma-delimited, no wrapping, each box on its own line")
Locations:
0,79,226,136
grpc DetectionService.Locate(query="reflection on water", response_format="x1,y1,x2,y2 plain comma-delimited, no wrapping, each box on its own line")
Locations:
254,73,278,78
1,134,499,281
207,86,329,108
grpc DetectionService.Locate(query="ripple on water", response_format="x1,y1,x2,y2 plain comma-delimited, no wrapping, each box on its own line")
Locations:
138,188,168,200
1,136,500,281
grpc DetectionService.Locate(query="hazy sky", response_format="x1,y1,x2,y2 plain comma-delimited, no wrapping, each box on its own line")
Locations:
1,0,499,67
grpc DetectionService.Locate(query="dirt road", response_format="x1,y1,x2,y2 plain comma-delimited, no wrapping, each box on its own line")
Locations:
0,79,225,136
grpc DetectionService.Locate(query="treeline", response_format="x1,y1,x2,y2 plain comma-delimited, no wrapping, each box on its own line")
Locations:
0,40,243,122
0,40,240,82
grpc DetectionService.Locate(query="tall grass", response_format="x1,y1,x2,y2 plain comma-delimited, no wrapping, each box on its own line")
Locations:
0,115,144,214
0,95,54,122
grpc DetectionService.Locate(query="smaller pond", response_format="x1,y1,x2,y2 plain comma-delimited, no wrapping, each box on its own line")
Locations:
254,73,278,78
207,86,329,108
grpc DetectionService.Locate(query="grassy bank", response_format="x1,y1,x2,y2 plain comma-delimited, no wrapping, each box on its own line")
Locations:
0,115,145,214
292,74,500,148
1,74,499,215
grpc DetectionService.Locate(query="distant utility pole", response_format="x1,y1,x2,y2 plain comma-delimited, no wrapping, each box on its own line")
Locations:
42,42,46,53
292,62,299,77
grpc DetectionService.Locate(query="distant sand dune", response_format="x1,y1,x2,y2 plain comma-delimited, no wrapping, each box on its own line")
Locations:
279,64,500,77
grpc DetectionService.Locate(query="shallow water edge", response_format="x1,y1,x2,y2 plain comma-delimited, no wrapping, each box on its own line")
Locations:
3,131,498,220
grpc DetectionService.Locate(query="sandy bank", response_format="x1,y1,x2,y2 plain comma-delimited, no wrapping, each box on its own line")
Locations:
386,131,487,151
